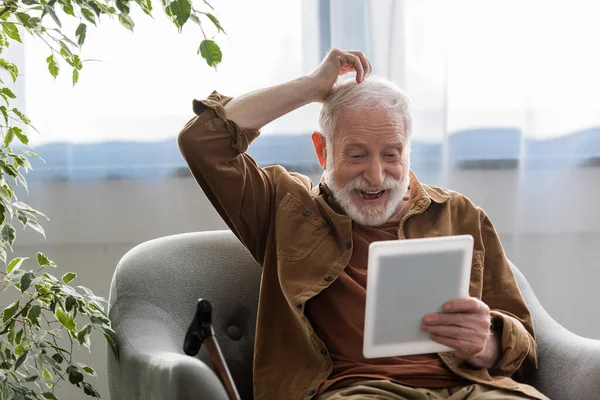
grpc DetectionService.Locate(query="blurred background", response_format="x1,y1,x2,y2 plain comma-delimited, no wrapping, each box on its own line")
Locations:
5,0,600,397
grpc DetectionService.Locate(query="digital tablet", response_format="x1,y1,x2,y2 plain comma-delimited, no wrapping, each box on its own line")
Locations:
363,235,474,358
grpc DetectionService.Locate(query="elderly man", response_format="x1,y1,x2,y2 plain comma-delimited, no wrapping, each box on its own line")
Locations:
178,49,548,400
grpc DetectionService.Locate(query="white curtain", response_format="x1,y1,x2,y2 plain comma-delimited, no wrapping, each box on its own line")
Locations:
363,0,600,171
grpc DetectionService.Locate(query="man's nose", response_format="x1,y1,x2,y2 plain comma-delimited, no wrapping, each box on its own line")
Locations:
363,159,385,187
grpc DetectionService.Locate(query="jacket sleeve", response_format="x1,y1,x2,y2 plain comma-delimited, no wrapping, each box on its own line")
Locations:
178,91,274,264
479,212,538,377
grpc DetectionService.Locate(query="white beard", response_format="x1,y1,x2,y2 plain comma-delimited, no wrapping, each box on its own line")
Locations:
324,170,409,227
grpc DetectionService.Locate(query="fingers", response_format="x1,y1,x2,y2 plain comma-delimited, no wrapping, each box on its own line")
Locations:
443,297,490,315
329,48,371,83
342,53,365,83
429,334,486,359
422,323,489,343
348,50,372,79
423,312,490,330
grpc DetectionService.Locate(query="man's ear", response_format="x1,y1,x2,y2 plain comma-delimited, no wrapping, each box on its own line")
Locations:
311,131,327,169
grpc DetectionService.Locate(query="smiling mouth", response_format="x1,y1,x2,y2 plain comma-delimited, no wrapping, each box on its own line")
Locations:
357,190,385,200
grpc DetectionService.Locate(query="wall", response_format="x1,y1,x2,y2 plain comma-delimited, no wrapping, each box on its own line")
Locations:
10,166,600,399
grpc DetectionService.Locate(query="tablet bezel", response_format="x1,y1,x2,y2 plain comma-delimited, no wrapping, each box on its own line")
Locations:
363,235,474,359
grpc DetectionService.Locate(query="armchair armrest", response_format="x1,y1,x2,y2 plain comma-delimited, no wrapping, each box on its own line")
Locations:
108,298,229,400
511,263,600,399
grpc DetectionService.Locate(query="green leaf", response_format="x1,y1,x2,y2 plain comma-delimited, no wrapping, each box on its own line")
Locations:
42,5,62,28
7,322,15,344
198,39,222,67
0,105,7,124
66,365,84,385
90,314,110,325
7,257,26,274
0,246,6,263
115,0,130,14
166,0,191,29
65,295,77,313
62,272,77,284
16,170,28,193
14,349,28,370
3,127,13,147
15,13,32,28
75,23,87,47
1,223,15,247
88,1,103,16
11,108,30,125
17,210,28,226
73,54,83,70
8,127,28,145
77,324,93,349
76,363,96,376
82,382,101,397
202,12,225,33
59,41,73,57
55,307,76,331
51,352,63,364
202,0,214,10
24,150,43,161
72,69,79,85
62,0,75,16
0,59,18,82
104,331,118,358
14,342,25,356
81,8,96,25
118,14,134,31
134,0,152,15
37,252,55,267
46,55,59,78
2,23,22,43
3,298,19,323
20,271,34,292
26,304,41,327
15,327,23,344
42,392,58,400
0,87,16,99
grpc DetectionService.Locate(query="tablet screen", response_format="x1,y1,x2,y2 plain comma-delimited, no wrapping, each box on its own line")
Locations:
372,250,465,346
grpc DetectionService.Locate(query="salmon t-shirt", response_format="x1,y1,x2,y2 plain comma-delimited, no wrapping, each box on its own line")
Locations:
306,221,467,395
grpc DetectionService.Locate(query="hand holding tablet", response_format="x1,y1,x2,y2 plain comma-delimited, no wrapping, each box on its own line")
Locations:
363,235,475,359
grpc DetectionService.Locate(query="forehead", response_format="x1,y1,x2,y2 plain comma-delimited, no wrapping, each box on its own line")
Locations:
333,108,406,146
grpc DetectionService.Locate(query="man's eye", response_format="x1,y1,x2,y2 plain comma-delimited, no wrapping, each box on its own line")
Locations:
349,154,364,159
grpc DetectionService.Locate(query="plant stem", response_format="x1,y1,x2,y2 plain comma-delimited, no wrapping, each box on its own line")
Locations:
0,295,36,335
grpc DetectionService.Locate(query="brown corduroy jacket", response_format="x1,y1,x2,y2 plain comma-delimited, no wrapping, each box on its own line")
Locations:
178,92,545,400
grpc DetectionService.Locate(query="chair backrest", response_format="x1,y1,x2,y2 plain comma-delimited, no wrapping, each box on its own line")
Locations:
108,230,261,400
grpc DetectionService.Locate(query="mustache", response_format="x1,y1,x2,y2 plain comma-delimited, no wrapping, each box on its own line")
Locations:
345,176,401,192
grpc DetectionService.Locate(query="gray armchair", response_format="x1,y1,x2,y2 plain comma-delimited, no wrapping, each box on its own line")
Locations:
107,231,600,400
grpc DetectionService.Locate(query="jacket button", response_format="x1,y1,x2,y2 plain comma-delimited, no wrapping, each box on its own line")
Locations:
302,209,310,217
306,388,316,396
344,241,351,249
324,275,333,282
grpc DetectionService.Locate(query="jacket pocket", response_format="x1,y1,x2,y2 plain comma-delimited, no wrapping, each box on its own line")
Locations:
275,193,331,261
469,250,485,299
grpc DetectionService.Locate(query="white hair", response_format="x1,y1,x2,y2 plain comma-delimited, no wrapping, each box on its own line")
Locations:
318,76,413,142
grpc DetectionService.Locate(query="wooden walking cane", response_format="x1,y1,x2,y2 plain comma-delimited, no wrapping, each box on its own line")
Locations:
184,299,242,400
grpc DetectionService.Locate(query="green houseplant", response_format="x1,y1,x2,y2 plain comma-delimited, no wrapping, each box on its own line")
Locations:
0,0,224,398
